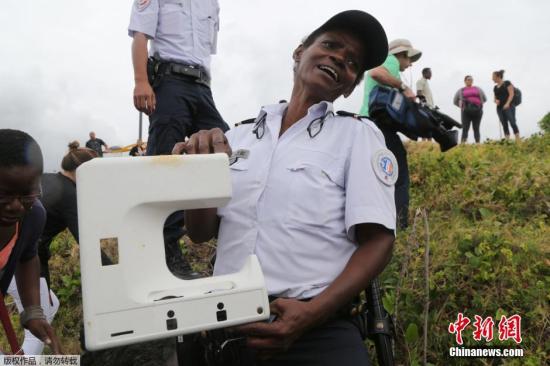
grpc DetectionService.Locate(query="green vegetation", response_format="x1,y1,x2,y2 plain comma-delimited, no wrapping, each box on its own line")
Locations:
379,134,549,365
2,134,548,365
539,112,550,134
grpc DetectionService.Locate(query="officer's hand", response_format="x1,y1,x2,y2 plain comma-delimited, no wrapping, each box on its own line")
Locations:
403,87,416,100
26,319,63,354
133,81,156,115
172,128,232,156
237,298,318,358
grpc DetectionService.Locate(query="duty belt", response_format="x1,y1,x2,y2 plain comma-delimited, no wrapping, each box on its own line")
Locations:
160,61,211,87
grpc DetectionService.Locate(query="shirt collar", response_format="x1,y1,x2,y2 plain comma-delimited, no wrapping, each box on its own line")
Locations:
258,100,334,141
261,100,334,120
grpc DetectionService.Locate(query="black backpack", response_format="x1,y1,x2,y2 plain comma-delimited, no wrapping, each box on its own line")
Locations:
512,86,522,106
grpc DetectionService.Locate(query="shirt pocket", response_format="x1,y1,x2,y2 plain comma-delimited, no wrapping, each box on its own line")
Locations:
285,149,345,228
158,1,185,37
229,158,251,188
196,0,218,53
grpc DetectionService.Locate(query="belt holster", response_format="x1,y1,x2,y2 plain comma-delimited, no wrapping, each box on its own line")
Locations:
157,60,211,87
147,56,162,88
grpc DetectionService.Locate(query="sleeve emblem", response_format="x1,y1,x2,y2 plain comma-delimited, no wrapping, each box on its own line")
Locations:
372,149,398,186
136,0,152,11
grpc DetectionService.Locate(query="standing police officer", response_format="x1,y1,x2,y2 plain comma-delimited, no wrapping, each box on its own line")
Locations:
128,0,228,154
128,0,229,277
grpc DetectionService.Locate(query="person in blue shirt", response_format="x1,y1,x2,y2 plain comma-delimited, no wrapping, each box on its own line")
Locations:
128,0,227,279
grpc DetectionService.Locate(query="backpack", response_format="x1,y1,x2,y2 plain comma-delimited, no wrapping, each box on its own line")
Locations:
512,87,522,106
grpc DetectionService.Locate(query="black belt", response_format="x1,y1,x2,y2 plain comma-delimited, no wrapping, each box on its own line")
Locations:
159,61,211,87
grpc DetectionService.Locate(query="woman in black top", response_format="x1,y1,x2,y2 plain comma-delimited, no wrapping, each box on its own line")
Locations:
38,142,98,285
492,70,520,140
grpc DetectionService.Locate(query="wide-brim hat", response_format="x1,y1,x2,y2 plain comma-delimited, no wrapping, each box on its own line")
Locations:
309,10,388,72
389,38,422,62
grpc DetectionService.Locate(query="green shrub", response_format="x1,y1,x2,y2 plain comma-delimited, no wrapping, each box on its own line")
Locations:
539,112,550,133
377,136,549,365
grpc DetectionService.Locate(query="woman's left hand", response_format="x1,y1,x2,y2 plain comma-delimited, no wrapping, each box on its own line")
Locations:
503,103,510,110
237,298,320,358
26,319,63,354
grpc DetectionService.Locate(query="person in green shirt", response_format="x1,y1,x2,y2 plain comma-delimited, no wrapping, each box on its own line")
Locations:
359,38,421,116
359,39,421,229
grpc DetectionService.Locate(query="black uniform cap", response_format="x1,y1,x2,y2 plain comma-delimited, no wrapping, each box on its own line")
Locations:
307,10,388,73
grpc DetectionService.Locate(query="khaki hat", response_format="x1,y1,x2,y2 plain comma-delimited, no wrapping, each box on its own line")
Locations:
389,38,422,62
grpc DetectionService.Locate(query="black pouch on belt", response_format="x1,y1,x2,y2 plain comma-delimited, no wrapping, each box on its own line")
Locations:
147,56,161,87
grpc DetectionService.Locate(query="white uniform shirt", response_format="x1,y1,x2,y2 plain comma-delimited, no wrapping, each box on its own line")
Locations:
128,0,219,73
416,77,434,107
215,101,396,299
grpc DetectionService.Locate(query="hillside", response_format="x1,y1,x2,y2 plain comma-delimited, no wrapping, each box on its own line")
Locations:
2,134,548,365
380,134,549,365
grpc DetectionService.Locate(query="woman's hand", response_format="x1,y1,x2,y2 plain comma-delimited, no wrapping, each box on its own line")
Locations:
503,103,510,110
26,319,63,354
172,128,231,156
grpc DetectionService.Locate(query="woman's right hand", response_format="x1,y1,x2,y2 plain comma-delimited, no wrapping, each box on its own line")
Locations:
172,128,232,156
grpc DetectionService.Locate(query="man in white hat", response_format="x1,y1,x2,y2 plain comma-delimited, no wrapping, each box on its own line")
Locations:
359,38,422,116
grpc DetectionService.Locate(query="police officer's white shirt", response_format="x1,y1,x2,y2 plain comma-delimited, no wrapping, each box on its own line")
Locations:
215,101,397,299
128,0,219,73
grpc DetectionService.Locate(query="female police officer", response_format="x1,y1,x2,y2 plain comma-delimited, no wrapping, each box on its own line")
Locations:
174,10,396,365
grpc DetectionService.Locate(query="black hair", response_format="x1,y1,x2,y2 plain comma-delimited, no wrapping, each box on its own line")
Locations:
493,70,505,79
422,67,431,76
0,129,43,173
464,75,473,81
61,141,97,172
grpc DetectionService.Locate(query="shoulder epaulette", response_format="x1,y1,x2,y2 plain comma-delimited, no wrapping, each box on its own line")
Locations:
234,118,255,127
336,110,368,120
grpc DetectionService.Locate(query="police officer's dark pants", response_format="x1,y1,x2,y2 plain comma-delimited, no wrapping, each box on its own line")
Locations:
239,318,370,366
147,75,229,276
379,127,409,229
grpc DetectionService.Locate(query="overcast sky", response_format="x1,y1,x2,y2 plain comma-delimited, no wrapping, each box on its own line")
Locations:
1,0,549,171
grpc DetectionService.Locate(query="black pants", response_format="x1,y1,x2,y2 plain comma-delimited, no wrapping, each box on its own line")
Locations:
147,74,229,275
461,109,483,143
147,75,229,155
216,318,370,366
379,127,409,229
496,106,519,136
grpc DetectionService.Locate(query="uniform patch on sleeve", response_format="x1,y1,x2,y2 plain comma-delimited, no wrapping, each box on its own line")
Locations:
135,0,152,11
372,149,398,186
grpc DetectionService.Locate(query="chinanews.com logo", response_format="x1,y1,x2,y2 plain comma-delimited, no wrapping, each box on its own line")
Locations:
447,313,524,358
